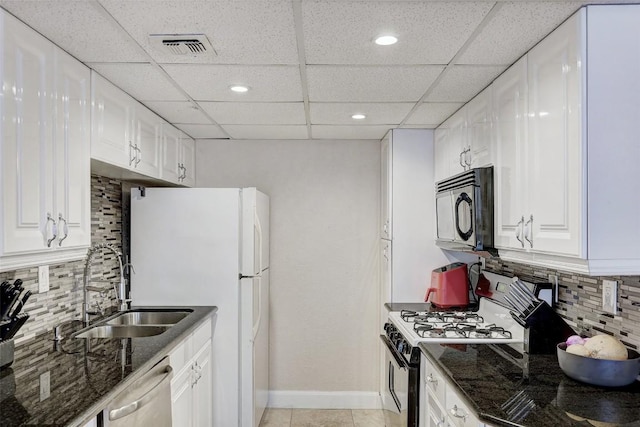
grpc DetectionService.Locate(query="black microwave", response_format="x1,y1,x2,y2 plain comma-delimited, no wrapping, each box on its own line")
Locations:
435,166,495,256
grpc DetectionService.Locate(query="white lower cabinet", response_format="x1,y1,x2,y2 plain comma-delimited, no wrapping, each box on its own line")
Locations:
421,354,490,427
170,318,213,427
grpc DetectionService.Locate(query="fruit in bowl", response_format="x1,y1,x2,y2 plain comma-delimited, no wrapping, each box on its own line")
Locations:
557,335,640,387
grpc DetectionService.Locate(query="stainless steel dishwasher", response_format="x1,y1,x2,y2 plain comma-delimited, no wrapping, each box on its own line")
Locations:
106,356,173,426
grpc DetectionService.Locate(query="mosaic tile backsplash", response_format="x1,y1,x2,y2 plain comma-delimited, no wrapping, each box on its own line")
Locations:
0,175,123,345
485,258,640,350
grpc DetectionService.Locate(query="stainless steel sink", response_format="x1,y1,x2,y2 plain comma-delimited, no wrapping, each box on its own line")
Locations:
73,325,170,339
104,310,190,326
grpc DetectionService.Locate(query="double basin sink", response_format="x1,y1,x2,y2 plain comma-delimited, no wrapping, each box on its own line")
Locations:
72,309,192,339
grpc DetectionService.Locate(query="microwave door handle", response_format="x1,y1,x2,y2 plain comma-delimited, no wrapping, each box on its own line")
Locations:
454,193,473,241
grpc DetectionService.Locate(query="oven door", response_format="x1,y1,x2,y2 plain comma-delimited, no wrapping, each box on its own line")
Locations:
381,335,409,427
452,184,476,244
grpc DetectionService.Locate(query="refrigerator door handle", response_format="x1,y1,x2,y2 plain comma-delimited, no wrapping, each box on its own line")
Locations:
255,209,263,277
253,278,262,339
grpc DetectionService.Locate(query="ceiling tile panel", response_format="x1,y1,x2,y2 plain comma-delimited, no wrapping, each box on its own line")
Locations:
457,2,584,65
302,1,494,65
311,125,391,140
0,0,147,62
162,64,303,102
142,101,211,124
404,102,464,126
310,103,414,125
307,65,444,102
89,63,187,101
426,65,506,103
176,124,229,139
223,125,309,140
99,0,298,64
199,102,306,125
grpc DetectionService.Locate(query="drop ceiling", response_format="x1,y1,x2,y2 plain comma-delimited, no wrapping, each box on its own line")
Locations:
0,0,626,140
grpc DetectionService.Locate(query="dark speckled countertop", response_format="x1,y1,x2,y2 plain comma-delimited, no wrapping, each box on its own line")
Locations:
419,342,640,427
0,306,216,427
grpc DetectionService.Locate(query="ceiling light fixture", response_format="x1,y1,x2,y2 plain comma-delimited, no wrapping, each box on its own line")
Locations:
375,35,398,46
230,85,249,93
352,114,366,120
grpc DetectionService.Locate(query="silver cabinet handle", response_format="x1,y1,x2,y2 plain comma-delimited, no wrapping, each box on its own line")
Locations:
450,404,468,421
515,216,525,248
135,145,141,166
464,147,472,168
109,365,173,421
57,214,68,246
524,215,533,248
129,142,136,166
46,213,58,247
426,374,438,385
177,163,183,181
459,150,466,168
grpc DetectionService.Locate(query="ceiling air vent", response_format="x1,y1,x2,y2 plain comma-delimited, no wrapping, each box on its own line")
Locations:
149,34,216,56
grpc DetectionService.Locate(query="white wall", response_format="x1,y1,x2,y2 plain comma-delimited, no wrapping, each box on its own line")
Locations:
196,139,381,407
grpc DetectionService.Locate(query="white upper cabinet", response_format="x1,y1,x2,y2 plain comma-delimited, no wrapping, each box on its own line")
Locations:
492,57,528,251
132,104,161,177
434,87,493,183
493,5,640,275
526,12,583,257
91,72,133,169
161,124,196,187
1,10,90,271
465,87,493,169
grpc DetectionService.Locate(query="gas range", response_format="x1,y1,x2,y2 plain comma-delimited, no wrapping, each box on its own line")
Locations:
388,296,525,347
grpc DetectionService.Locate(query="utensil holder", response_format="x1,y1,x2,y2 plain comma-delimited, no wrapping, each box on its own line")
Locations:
0,339,14,370
523,301,576,354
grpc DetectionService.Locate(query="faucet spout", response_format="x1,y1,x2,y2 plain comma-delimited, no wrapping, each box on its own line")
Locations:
83,243,129,324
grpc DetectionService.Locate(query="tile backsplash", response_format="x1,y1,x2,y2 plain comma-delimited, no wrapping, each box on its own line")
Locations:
0,175,123,345
485,258,640,350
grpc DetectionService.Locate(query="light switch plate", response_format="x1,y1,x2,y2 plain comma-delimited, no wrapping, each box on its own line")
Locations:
602,279,618,315
38,265,50,293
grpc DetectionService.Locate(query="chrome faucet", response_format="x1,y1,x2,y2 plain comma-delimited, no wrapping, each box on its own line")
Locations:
83,243,132,324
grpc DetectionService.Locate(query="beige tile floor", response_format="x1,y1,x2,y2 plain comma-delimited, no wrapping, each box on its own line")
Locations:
259,408,386,427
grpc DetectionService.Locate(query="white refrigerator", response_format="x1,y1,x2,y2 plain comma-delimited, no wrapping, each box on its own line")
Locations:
130,187,269,427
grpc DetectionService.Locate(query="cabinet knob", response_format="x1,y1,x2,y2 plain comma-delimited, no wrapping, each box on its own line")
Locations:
449,404,468,421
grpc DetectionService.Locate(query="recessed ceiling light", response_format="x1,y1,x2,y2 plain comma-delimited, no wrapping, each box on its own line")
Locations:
230,85,249,93
375,35,398,46
352,114,366,120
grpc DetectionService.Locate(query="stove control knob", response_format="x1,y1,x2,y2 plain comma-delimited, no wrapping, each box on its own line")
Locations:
397,340,406,353
384,323,395,333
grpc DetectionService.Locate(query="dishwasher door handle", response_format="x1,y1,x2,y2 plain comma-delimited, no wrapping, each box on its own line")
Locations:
109,365,173,421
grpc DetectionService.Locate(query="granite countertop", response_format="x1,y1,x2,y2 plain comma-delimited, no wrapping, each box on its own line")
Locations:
0,306,217,427
419,342,640,427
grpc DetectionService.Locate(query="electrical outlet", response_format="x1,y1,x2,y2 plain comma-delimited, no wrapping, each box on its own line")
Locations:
40,371,50,401
602,280,618,315
480,257,486,270
38,265,50,293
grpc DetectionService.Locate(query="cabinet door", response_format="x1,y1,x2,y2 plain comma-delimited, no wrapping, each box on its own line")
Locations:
466,87,493,168
434,127,450,183
381,132,392,239
447,112,467,176
180,137,196,187
171,364,194,427
1,12,54,254
492,57,528,250
133,106,161,177
53,48,91,249
193,342,213,427
527,12,584,256
160,124,181,184
91,72,133,168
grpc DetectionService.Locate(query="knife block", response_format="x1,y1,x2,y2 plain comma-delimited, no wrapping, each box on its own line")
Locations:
0,339,14,370
523,301,576,354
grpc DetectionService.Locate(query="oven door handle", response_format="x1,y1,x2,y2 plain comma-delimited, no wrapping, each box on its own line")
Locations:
380,335,408,370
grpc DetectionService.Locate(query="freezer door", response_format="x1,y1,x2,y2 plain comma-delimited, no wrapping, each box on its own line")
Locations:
241,188,270,277
240,272,270,427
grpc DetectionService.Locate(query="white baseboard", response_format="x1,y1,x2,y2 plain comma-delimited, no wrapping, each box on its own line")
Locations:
268,391,382,409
